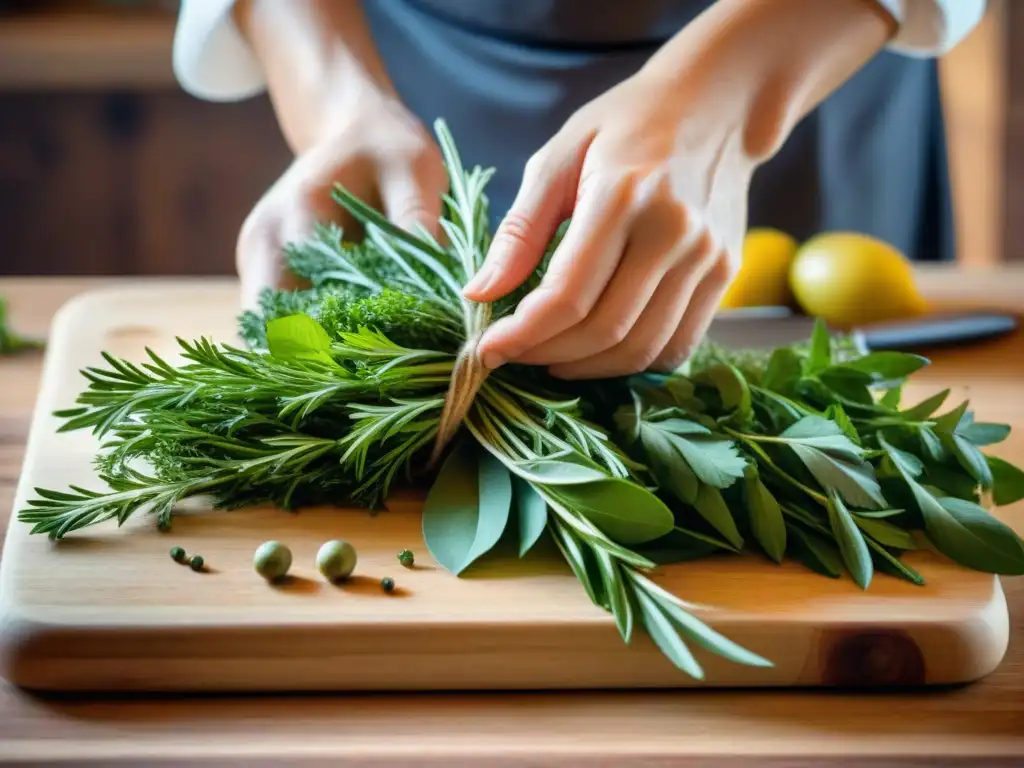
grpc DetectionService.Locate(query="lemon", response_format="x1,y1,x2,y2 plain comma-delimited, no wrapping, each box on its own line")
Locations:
720,228,799,309
789,232,928,328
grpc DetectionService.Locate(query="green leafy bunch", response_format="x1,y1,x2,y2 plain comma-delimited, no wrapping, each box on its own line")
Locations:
20,120,1024,680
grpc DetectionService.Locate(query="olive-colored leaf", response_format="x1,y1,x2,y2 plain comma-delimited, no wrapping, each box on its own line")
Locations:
548,479,674,545
806,317,832,374
989,455,1024,506
692,483,744,550
900,388,950,421
788,525,843,578
762,347,802,395
743,468,786,563
853,514,916,550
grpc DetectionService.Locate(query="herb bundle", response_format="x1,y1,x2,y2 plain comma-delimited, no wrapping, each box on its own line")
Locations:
20,121,1024,679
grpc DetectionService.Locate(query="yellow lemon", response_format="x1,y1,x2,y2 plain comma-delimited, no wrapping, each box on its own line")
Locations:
789,232,928,328
720,228,799,309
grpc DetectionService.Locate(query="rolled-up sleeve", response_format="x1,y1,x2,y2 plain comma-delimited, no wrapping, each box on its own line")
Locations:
171,0,988,102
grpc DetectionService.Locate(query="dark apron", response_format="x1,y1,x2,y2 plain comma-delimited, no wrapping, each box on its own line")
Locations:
363,0,954,262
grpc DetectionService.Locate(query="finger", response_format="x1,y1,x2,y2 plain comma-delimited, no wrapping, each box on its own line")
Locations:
475,176,633,369
651,254,734,372
236,206,312,313
515,199,699,366
462,146,581,302
379,165,446,240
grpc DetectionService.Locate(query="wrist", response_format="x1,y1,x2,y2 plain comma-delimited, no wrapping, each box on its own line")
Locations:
642,0,895,163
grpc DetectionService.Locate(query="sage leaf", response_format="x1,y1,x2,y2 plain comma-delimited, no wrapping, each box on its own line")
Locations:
422,443,512,576
789,442,886,510
693,483,744,550
265,314,337,365
961,422,1011,447
548,479,674,545
832,352,929,379
663,431,747,489
989,455,1024,506
743,468,786,563
789,525,843,578
900,388,950,420
853,514,916,550
826,488,873,589
806,317,832,374
514,477,548,557
634,589,704,679
903,473,1024,575
762,347,802,394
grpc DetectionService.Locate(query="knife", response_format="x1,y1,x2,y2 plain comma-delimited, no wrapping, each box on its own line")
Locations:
705,310,1019,352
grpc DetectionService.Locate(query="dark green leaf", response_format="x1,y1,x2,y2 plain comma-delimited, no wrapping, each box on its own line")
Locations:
692,483,744,550
866,539,925,585
900,388,950,421
789,443,886,510
265,314,336,365
762,347,802,395
514,477,548,557
832,351,929,379
640,424,698,504
961,422,1011,447
879,384,903,410
933,400,970,435
788,525,843,578
824,404,860,443
743,467,786,563
878,433,923,477
549,479,674,545
806,317,832,374
826,488,873,589
941,432,994,489
818,370,875,405
422,443,513,575
902,472,1024,575
853,514,916,550
918,427,947,462
700,364,752,422
637,527,727,564
989,456,1024,506
662,431,747,490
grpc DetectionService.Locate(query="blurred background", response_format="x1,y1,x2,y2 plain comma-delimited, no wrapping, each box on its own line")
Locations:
0,0,1014,276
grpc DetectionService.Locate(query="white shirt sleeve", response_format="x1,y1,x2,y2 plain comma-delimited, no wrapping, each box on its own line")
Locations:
172,0,987,102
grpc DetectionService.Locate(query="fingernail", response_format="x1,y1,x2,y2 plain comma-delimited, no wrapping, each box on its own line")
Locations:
463,264,496,296
481,351,505,370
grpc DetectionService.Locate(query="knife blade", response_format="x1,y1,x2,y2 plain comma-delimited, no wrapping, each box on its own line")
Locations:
705,311,1018,352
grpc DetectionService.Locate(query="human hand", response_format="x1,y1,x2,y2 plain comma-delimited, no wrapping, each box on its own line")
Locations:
463,0,893,380
236,98,446,309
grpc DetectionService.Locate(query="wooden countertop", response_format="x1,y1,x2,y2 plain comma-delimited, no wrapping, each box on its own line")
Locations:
1,273,1023,766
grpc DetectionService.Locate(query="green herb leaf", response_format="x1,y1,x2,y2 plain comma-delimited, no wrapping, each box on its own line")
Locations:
640,424,698,504
961,422,1011,447
265,314,337,365
824,404,859,443
940,431,994,489
548,479,674,545
511,459,606,486
692,483,745,550
700,364,752,423
633,589,704,679
788,441,885,510
661,431,747,490
422,443,513,575
900,388,950,421
879,384,903,410
788,525,843,578
780,415,863,458
594,548,634,643
826,488,873,589
878,433,924,477
853,514,916,550
806,317,832,374
743,467,786,563
832,351,929,379
989,455,1024,506
514,477,548,557
762,347,802,395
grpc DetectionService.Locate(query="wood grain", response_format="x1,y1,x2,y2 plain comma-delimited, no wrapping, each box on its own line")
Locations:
0,275,1021,763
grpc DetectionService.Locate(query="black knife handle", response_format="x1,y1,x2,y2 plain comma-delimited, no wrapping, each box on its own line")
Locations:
860,312,1019,351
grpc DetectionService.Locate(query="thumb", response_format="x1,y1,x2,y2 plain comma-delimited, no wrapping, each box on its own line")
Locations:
463,153,574,302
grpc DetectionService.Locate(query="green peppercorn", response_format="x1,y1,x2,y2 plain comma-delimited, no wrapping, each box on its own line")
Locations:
397,549,414,568
169,546,187,563
189,554,205,572
157,518,172,533
381,577,395,594
253,541,292,582
317,539,357,583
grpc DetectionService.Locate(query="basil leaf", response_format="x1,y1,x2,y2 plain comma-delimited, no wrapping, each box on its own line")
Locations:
989,455,1024,506
788,525,843,578
853,514,916,550
514,477,548,557
422,443,513,576
961,422,1011,447
818,370,875,405
903,473,1024,575
743,468,786,563
806,317,832,374
265,314,337,365
762,347,803,395
918,426,947,462
832,352,929,379
548,479,674,545
826,489,873,589
900,388,950,421
692,483,744,550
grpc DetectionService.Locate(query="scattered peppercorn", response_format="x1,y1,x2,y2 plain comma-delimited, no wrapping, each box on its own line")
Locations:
169,546,187,563
157,518,172,533
317,539,357,583
381,577,395,594
254,541,292,582
189,554,205,572
397,549,414,568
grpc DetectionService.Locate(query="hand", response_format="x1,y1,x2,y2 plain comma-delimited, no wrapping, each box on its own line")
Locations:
464,0,894,380
236,98,446,309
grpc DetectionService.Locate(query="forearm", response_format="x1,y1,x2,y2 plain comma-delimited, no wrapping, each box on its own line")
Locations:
233,0,397,152
640,0,896,161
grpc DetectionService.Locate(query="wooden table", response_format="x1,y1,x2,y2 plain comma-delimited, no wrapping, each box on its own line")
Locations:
1,273,1022,766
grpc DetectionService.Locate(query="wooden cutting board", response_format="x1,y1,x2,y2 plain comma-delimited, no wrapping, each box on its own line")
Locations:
0,285,1012,692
